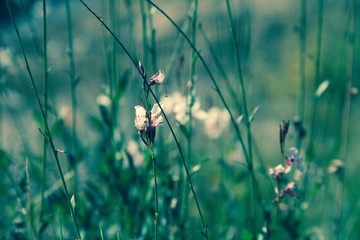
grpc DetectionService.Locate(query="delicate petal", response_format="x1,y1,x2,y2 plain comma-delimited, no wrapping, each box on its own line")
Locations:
151,102,163,117
152,115,163,127
134,106,149,131
269,164,288,178
135,105,146,117
287,147,304,172
150,70,165,84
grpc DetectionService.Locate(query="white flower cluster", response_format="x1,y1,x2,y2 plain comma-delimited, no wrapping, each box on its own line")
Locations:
162,92,230,139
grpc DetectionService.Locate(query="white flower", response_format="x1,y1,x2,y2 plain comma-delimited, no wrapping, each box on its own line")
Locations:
150,70,165,84
134,103,164,132
134,106,149,131
269,164,291,178
162,92,206,125
96,94,111,107
203,107,230,139
150,103,164,127
285,147,304,172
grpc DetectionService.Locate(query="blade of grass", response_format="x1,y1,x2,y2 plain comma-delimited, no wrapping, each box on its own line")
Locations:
182,0,198,237
335,1,356,239
40,1,49,238
297,0,307,149
65,0,79,202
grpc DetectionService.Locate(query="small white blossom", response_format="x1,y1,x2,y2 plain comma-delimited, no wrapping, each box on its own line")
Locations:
203,107,230,139
134,103,164,132
162,92,206,125
134,105,149,131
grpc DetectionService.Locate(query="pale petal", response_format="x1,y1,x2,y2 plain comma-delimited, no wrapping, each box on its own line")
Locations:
134,105,146,117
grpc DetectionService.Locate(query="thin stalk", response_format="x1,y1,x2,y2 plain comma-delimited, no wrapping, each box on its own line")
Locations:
150,147,159,239
0,90,3,146
58,209,64,240
5,1,81,238
99,225,105,240
164,10,190,87
65,0,79,211
109,0,118,151
302,0,323,216
297,0,307,149
40,0,48,238
109,0,116,99
182,0,198,237
225,0,252,166
125,0,138,59
145,0,249,164
198,24,242,113
307,0,323,157
79,1,208,237
139,0,149,66
146,2,158,72
25,158,37,240
225,0,257,235
335,1,356,239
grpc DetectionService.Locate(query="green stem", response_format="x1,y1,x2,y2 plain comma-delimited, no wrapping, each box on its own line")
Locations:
225,0,257,235
139,0,149,66
40,1,48,238
147,2,158,72
335,2,356,239
182,0,198,236
65,0,79,211
150,147,159,240
5,1,81,238
297,0,307,149
198,24,242,113
307,0,323,155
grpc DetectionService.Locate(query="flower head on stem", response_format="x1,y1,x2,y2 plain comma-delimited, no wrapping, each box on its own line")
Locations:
134,103,164,146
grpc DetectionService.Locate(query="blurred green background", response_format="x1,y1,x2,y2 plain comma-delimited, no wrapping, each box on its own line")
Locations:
0,0,359,239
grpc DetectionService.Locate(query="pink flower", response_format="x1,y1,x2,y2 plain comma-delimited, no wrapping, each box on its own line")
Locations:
279,181,297,199
285,147,304,172
269,164,291,179
150,70,165,84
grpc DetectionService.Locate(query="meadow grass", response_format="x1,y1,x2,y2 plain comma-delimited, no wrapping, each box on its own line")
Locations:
1,0,359,239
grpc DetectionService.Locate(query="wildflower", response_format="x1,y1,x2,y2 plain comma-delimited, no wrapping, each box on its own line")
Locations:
96,93,111,107
134,103,163,131
285,147,304,172
279,181,297,199
134,103,163,145
150,70,165,85
161,92,206,125
269,164,290,179
0,48,13,68
328,159,345,181
203,107,230,139
126,140,144,167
